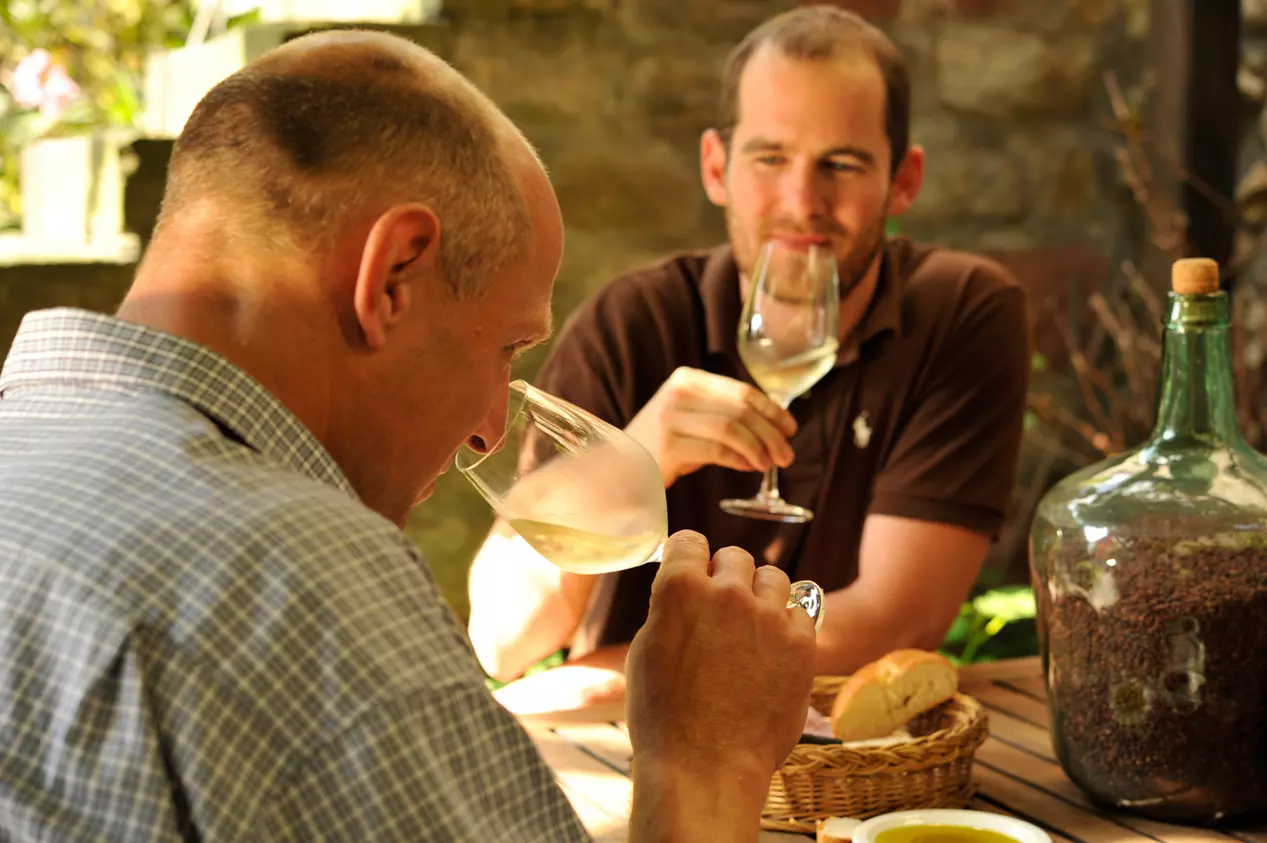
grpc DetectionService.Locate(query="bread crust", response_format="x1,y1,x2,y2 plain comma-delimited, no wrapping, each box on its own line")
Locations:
829,649,958,742
817,816,860,842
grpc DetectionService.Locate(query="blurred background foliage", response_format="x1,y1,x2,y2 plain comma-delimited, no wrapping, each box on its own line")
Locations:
0,0,197,231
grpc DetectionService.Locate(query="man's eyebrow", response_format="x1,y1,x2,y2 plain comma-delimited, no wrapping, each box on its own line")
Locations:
520,317,554,346
740,136,785,154
822,145,876,165
739,137,877,166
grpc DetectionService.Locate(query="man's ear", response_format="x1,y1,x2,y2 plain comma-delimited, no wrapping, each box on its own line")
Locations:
354,204,441,351
700,128,731,208
887,144,925,218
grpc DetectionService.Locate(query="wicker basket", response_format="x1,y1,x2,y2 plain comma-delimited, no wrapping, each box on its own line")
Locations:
761,675,989,835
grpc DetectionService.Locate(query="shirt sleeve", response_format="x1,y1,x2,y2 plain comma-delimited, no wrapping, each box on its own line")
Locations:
868,269,1031,539
258,678,591,843
533,275,689,431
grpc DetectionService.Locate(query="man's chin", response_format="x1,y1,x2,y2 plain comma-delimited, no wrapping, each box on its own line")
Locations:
412,479,439,507
409,451,459,509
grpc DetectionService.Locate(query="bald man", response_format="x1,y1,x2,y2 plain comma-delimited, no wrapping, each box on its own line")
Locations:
0,31,815,843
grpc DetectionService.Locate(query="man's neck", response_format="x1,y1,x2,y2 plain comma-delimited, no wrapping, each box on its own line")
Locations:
838,250,884,344
120,240,336,448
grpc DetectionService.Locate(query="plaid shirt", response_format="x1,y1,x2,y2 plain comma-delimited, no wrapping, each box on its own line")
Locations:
0,309,589,842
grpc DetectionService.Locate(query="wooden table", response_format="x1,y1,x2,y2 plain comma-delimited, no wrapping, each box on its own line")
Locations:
517,657,1267,842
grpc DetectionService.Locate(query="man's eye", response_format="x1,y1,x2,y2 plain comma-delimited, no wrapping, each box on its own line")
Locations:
824,160,863,173
755,155,785,166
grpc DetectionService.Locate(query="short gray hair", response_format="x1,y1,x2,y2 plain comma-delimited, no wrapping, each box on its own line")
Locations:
157,34,529,297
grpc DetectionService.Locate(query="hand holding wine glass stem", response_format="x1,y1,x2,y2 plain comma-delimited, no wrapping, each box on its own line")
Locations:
622,366,798,487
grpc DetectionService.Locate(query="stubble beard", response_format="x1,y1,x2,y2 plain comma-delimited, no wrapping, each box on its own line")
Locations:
727,196,891,297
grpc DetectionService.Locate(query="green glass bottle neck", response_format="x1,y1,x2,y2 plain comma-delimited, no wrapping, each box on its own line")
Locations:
1147,292,1242,449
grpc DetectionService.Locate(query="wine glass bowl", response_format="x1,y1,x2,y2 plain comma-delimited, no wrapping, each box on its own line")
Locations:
720,239,841,523
457,380,668,574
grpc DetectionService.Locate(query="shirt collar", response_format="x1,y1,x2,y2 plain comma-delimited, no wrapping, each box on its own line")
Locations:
0,308,356,499
699,240,905,365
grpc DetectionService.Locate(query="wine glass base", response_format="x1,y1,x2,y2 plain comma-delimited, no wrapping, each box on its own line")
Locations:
719,496,814,524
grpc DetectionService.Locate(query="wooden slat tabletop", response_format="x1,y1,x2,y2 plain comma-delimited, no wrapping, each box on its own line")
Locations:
518,656,1267,842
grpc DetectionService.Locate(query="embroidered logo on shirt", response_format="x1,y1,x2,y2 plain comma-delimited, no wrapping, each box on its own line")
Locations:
853,412,872,449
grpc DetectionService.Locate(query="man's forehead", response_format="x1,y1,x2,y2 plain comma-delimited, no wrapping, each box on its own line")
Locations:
737,45,885,114
732,48,888,148
743,40,884,83
489,276,552,334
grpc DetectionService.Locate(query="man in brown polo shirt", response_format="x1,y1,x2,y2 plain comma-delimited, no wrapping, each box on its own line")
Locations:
467,5,1029,713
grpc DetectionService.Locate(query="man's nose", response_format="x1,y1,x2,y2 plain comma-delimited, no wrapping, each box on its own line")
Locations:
467,384,511,455
780,163,829,222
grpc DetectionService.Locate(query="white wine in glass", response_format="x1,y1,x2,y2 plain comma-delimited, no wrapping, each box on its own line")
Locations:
458,381,667,575
502,518,666,575
458,381,827,628
740,338,840,409
721,239,841,523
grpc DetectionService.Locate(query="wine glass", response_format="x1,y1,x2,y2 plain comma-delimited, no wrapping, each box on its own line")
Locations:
720,239,840,524
457,380,826,628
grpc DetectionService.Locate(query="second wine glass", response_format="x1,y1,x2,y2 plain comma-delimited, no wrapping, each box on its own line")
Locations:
720,239,840,523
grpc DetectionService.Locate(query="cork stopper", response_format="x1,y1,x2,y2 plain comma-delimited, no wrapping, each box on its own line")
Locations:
1172,258,1220,295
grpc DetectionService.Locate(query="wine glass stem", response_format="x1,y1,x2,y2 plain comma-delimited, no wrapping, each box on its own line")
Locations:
758,465,783,502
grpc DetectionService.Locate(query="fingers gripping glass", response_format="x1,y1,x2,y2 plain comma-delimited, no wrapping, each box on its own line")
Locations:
457,381,825,630
720,239,841,524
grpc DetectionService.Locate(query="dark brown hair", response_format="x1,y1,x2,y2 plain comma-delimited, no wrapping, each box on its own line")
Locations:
718,5,911,176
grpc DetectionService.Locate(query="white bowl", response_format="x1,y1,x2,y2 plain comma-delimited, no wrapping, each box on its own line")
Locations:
852,809,1051,843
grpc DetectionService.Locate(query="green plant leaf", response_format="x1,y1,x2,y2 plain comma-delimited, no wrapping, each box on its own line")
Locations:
971,586,1036,622
5,0,38,26
0,0,199,229
105,67,142,125
941,611,971,645
226,8,264,29
483,649,566,691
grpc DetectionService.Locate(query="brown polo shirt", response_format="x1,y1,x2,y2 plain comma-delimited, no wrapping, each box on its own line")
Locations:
534,236,1030,652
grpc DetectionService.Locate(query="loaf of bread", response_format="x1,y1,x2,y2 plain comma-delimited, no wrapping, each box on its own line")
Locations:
817,816,860,843
830,649,958,742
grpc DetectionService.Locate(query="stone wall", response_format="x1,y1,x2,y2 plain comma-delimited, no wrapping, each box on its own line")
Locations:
0,0,1154,621
412,0,1153,617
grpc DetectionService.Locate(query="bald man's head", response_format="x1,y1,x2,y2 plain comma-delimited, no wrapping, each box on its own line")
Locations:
155,30,532,297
